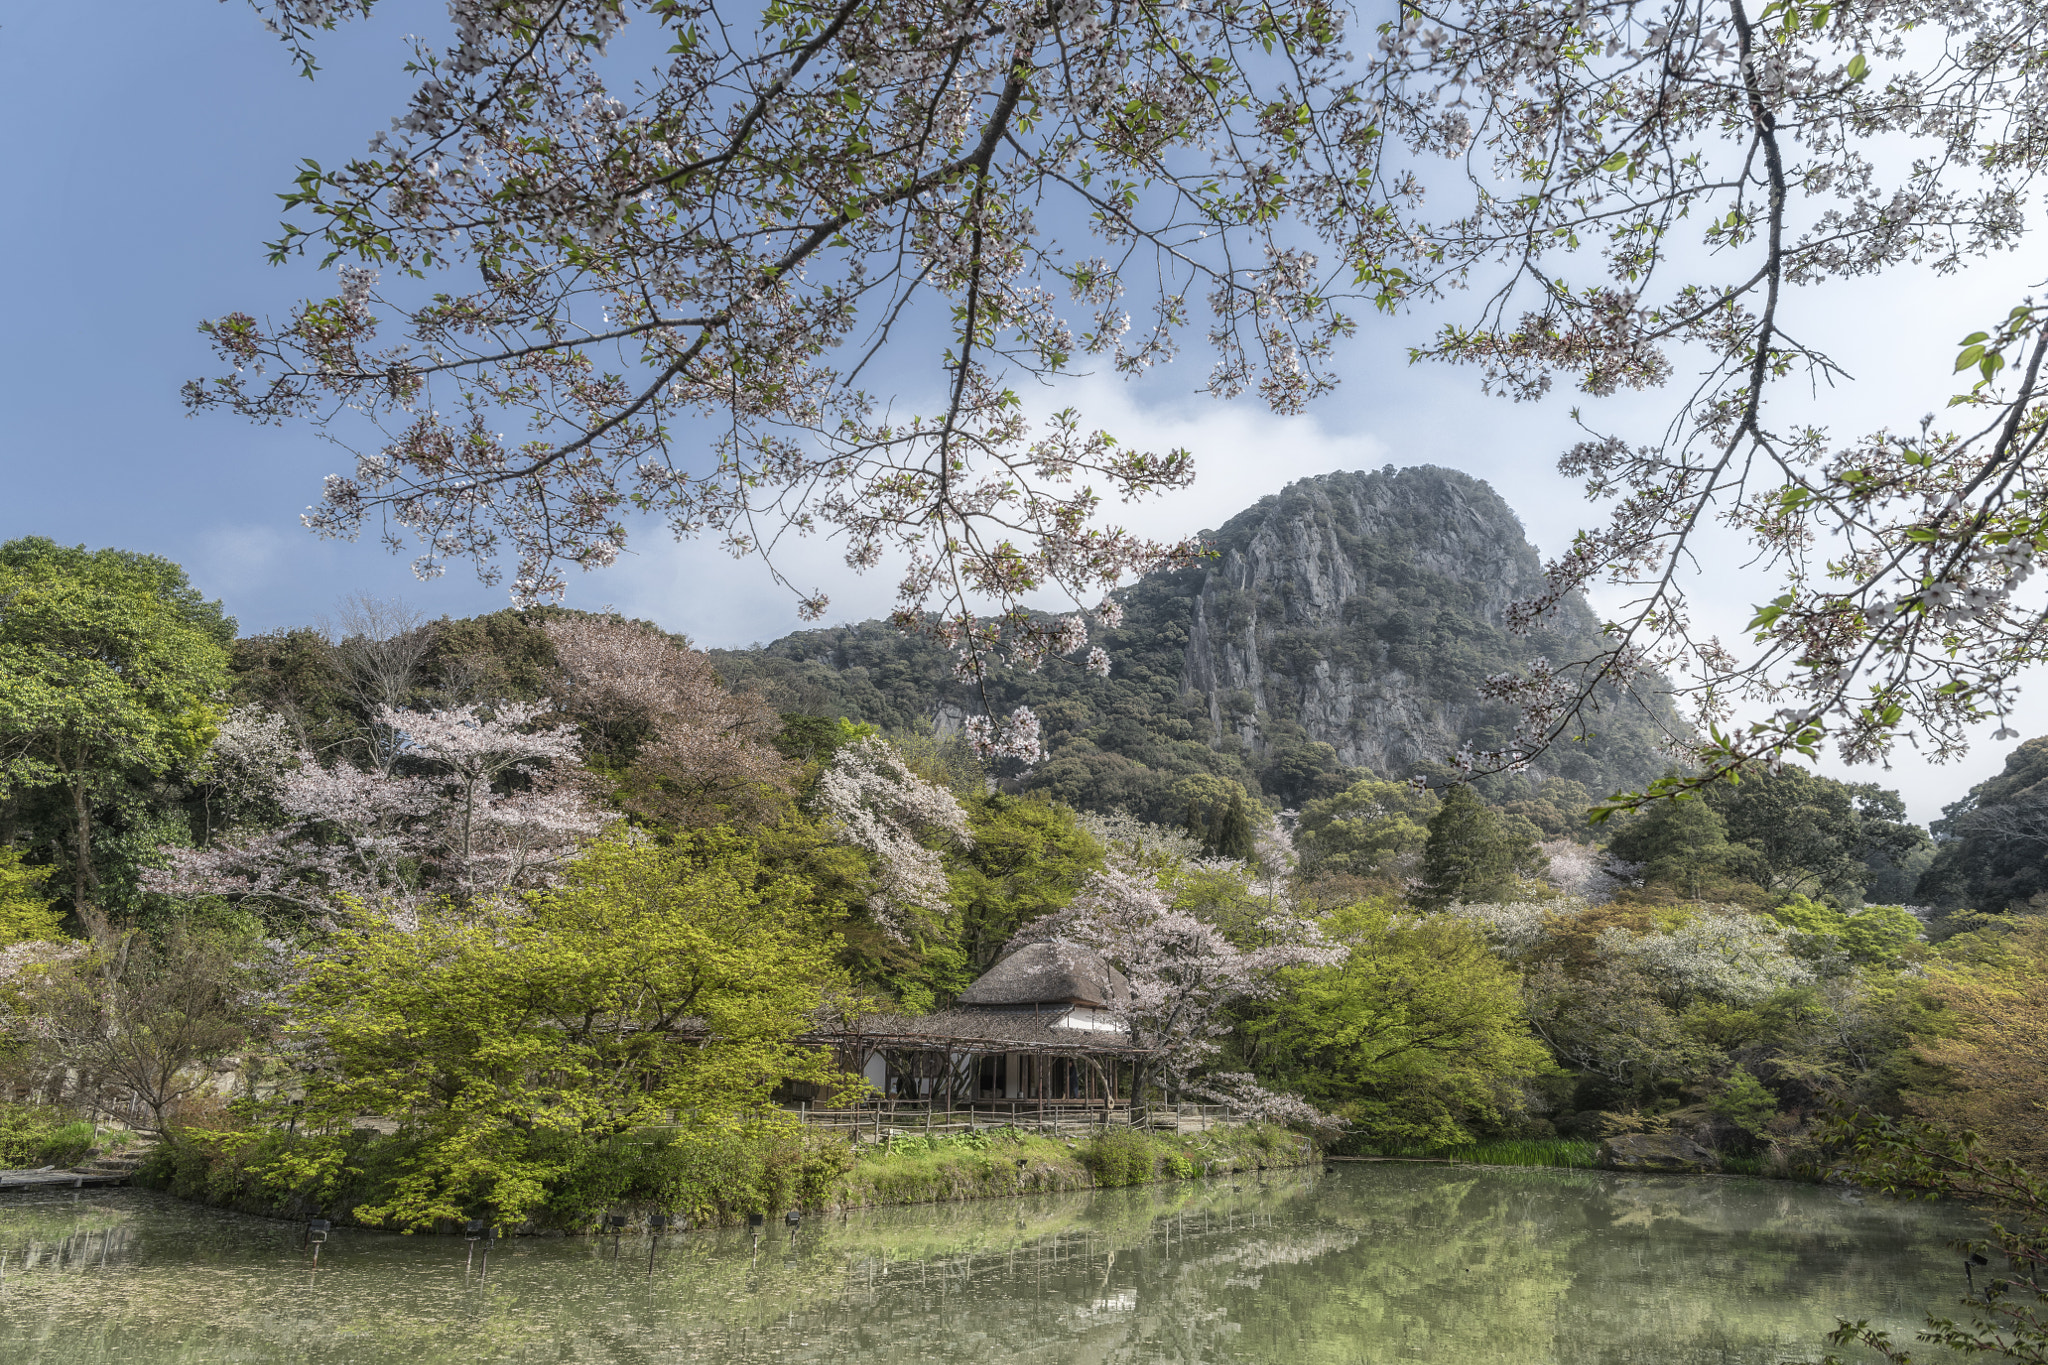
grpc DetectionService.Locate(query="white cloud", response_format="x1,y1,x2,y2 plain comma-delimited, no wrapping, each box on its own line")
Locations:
190,523,289,598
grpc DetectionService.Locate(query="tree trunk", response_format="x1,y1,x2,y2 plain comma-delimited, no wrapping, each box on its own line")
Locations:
69,769,105,936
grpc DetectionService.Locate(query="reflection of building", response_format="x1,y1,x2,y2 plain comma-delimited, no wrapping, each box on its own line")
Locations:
791,941,1156,1119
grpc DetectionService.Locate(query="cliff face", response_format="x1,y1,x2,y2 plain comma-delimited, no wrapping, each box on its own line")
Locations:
1177,466,1574,773
715,466,1674,818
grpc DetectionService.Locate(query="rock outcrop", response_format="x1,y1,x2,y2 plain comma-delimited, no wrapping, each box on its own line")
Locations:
715,466,1678,816
1598,1132,1722,1173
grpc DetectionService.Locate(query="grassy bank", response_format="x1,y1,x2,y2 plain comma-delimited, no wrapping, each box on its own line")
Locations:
1348,1135,1810,1179
843,1123,1310,1207
0,1103,100,1169
1349,1137,1602,1169
133,1120,1316,1233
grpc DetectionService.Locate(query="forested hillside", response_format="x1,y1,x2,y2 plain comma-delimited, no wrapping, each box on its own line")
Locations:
715,467,1682,825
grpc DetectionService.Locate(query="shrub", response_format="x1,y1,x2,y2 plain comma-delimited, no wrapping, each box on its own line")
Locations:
1080,1129,1155,1187
0,1105,96,1169
1163,1153,1199,1180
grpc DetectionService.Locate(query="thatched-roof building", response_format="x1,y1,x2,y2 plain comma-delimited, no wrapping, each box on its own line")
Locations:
793,940,1149,1113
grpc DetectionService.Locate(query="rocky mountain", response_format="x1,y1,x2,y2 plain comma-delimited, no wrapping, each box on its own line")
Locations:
713,466,1681,823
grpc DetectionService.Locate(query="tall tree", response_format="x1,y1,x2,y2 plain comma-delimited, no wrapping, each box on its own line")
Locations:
1702,768,1901,904
1606,797,1734,902
1918,736,2048,913
0,539,231,930
1412,785,1544,909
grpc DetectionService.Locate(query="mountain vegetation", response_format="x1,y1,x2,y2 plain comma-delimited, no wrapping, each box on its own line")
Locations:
716,467,1682,833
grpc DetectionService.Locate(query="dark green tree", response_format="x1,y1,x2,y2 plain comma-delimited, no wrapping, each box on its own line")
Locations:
1702,768,1926,906
1412,785,1543,909
0,539,233,930
1606,798,1733,902
1916,736,2048,913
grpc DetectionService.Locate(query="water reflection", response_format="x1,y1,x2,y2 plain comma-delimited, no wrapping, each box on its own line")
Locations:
0,1167,1983,1364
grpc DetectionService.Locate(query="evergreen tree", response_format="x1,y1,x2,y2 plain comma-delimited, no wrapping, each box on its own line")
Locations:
1607,798,1732,902
1211,790,1257,863
1413,785,1541,909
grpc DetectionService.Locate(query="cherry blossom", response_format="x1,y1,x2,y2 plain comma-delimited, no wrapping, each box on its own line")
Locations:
1025,862,1339,1113
814,735,973,941
149,703,608,922
195,0,1386,735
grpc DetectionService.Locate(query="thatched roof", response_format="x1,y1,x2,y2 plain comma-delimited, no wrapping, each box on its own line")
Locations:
814,1009,1148,1055
955,940,1129,1010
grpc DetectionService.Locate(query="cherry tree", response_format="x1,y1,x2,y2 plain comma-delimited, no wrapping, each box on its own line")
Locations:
1026,863,1339,1114
190,0,1399,757
196,1,2048,780
149,703,608,923
543,614,793,823
814,735,972,940
188,704,298,842
1357,0,2048,798
1537,838,1644,904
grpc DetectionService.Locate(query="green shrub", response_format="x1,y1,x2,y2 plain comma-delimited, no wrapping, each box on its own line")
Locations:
0,1105,96,1169
1163,1153,1199,1180
1080,1129,1155,1187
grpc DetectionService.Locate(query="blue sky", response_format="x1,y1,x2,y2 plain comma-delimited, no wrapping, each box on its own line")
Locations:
1,2,2038,821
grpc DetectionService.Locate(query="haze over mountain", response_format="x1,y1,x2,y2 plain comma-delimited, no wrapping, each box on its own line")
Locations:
714,466,1683,822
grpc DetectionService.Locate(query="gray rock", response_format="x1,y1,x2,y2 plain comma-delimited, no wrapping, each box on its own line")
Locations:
714,466,1681,802
1599,1132,1721,1173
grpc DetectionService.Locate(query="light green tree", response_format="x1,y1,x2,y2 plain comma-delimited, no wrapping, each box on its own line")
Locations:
276,829,847,1229
1770,895,1923,968
945,793,1103,975
1245,898,1551,1145
0,847,65,945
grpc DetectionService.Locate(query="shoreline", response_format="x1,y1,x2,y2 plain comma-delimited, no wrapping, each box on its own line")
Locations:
129,1121,1321,1234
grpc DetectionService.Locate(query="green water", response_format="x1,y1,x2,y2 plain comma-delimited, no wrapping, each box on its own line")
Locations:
0,1166,1985,1363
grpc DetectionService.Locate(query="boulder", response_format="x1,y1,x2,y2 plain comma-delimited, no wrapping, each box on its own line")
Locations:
1598,1132,1721,1173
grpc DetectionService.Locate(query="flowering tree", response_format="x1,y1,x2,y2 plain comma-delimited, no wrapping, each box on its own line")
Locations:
1356,0,2048,796
149,703,608,923
543,615,792,824
814,735,972,940
1537,838,1643,904
188,0,1410,756
1028,863,1340,1113
188,704,298,843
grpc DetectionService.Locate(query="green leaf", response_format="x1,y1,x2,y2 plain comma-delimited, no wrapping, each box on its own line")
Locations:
1955,344,1986,372
1600,151,1629,172
1846,53,1868,82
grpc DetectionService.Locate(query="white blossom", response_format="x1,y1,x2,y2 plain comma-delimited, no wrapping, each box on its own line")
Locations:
815,735,972,941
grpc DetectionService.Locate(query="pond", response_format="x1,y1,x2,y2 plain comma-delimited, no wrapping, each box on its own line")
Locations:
0,1165,1985,1364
